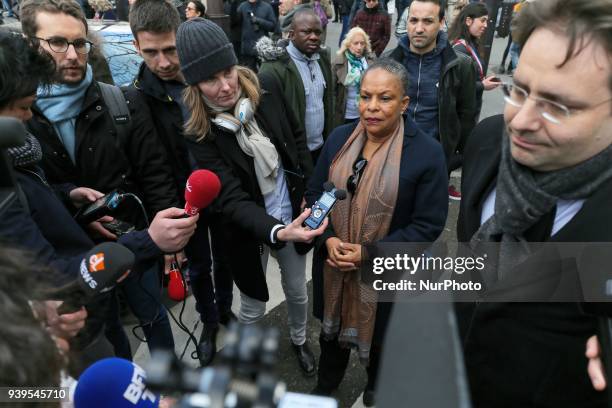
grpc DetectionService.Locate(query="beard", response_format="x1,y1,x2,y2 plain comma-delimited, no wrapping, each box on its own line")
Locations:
56,64,87,85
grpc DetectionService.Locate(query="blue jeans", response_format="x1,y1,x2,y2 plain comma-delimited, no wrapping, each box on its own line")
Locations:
105,258,174,358
338,14,350,47
2,0,13,16
185,215,234,327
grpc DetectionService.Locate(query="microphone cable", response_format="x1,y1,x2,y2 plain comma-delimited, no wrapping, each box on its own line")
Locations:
117,192,202,363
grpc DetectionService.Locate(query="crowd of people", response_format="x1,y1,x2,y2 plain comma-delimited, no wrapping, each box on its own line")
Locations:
0,0,611,407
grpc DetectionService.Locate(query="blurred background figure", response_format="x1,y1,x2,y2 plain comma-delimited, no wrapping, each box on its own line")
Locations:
307,59,448,407
448,2,500,116
185,0,205,19
333,26,375,127
351,0,390,56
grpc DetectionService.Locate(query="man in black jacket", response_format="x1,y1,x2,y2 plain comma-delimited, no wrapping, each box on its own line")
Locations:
126,0,235,367
387,0,477,200
456,0,612,406
0,30,198,374
20,0,180,356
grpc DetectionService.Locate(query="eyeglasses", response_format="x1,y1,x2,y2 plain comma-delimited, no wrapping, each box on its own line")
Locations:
502,83,612,125
346,156,368,195
34,36,93,54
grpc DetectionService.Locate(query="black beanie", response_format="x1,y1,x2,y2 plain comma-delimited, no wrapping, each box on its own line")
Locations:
176,18,238,85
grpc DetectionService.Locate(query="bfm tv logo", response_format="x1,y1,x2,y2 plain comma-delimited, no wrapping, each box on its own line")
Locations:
80,253,105,289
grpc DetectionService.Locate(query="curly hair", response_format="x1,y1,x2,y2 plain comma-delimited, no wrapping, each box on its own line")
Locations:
0,31,56,109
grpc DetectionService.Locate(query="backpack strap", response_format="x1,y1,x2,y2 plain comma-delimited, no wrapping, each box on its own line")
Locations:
97,81,132,151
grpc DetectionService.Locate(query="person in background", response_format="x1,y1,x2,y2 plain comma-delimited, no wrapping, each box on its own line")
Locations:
257,10,334,165
234,0,277,71
333,26,375,126
185,0,205,19
307,58,448,407
351,0,390,57
176,18,325,377
448,2,500,116
388,0,477,201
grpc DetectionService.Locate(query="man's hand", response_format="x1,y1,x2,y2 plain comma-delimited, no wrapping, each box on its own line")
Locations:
482,75,501,91
587,335,607,391
43,301,88,353
69,187,104,208
325,237,356,271
276,208,328,243
87,215,118,240
148,208,199,253
164,251,188,275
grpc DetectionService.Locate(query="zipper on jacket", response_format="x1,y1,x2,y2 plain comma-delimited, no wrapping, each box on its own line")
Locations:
413,55,423,122
22,168,51,189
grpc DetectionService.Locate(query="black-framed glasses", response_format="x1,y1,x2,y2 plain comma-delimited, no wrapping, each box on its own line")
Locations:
346,156,368,195
34,36,93,54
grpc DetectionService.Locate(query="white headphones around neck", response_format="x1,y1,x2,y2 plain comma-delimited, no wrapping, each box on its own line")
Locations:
211,98,255,133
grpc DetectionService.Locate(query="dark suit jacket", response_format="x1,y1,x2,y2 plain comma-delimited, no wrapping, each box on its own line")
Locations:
186,72,312,302
456,114,612,408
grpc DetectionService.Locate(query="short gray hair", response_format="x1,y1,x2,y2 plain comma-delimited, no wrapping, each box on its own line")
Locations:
363,58,410,96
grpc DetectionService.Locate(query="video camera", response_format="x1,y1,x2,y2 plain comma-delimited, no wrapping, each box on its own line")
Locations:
146,323,337,408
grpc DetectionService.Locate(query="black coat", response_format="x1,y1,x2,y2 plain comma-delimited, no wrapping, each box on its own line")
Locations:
305,117,448,344
125,64,193,199
27,80,179,227
456,115,611,408
186,72,313,302
388,35,478,163
0,165,161,351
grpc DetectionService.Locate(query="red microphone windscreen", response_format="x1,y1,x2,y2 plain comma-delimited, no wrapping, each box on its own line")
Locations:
167,271,187,301
184,169,221,216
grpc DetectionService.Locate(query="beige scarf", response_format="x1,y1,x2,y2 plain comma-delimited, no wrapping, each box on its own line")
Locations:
323,120,403,363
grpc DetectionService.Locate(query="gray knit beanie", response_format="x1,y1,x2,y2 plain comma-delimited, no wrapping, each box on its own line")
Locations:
176,17,238,85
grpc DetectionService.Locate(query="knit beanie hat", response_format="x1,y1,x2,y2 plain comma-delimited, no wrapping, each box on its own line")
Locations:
176,17,238,85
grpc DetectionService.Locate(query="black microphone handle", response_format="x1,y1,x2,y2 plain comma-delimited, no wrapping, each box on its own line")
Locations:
597,317,612,408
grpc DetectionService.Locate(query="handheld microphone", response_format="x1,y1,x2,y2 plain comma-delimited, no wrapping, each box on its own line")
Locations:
55,242,135,315
0,117,26,148
167,260,187,302
74,358,160,408
184,169,221,216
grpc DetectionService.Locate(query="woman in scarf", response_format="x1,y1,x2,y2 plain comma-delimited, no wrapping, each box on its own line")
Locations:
448,2,500,116
176,18,326,376
306,58,448,406
333,27,376,127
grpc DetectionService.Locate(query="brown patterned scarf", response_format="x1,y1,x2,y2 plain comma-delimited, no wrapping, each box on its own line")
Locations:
323,120,403,363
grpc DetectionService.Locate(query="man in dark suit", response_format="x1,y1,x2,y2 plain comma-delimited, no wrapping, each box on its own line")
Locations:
456,0,612,406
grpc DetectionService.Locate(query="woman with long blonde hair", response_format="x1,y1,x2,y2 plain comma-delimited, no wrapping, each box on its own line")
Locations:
176,18,326,376
333,26,375,127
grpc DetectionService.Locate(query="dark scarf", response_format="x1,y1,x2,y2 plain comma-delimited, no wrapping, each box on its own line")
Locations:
471,130,612,283
7,133,43,168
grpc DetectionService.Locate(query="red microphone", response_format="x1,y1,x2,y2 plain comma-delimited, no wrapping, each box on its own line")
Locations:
167,260,187,302
184,169,221,216
168,170,221,302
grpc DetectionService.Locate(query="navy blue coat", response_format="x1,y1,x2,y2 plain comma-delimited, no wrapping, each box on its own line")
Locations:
304,117,448,343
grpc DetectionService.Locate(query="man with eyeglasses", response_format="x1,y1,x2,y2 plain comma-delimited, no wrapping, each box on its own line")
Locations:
20,0,182,359
456,0,612,406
